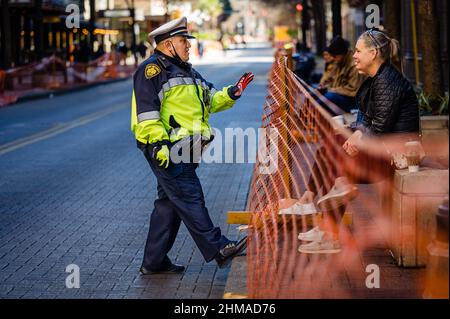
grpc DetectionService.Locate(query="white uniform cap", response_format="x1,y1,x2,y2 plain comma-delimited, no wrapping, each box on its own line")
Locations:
148,17,195,46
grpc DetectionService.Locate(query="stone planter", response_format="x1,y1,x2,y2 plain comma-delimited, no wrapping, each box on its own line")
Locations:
390,168,449,267
420,115,449,163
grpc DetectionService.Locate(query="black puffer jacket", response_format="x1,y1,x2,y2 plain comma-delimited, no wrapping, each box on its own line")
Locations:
356,63,420,135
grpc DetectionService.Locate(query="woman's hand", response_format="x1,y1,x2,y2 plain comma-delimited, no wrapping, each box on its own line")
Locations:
343,130,363,157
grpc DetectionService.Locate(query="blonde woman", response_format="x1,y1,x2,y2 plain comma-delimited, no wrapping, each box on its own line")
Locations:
298,29,420,254
344,28,420,155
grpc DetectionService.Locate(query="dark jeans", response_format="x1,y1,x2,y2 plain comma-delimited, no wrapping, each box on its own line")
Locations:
321,92,356,115
139,143,230,270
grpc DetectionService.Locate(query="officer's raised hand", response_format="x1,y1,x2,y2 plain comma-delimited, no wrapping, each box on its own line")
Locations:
153,145,170,169
228,72,254,99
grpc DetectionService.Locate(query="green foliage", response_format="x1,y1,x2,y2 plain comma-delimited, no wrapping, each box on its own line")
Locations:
415,86,449,115
416,87,432,114
192,31,220,40
194,0,222,16
439,92,449,115
287,29,298,39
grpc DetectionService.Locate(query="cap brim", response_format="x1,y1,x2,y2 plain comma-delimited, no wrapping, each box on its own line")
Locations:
178,32,196,39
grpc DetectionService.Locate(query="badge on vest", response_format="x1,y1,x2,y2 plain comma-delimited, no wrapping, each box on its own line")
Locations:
145,64,161,79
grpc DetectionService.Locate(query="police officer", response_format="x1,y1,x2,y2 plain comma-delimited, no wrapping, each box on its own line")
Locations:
131,17,254,274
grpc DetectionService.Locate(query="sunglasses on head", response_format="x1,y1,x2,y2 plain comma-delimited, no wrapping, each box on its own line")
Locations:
365,28,388,49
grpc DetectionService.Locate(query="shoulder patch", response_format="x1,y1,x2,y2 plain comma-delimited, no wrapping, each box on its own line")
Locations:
145,64,161,79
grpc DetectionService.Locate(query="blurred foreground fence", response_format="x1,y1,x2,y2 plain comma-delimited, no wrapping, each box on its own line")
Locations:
244,56,448,298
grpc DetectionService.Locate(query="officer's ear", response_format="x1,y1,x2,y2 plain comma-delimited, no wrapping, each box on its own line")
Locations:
164,39,175,55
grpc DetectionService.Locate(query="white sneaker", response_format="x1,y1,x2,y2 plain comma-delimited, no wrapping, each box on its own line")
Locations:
278,204,298,215
299,190,315,204
299,202,318,215
278,202,318,216
298,239,341,254
317,177,358,211
298,226,325,242
276,198,298,215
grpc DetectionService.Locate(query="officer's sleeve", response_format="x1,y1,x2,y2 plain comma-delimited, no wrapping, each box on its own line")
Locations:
209,85,237,113
196,71,236,114
132,67,169,145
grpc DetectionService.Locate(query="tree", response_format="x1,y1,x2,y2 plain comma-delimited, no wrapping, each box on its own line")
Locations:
309,0,326,53
1,0,12,68
417,0,445,113
194,0,222,18
331,0,342,37
383,0,401,40
261,0,326,53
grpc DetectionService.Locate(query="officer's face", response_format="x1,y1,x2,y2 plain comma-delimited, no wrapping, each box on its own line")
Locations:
168,36,191,62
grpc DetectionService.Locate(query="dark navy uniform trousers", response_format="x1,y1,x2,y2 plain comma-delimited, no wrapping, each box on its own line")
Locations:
139,143,231,271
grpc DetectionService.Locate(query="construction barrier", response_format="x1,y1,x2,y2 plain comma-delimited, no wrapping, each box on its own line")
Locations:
0,53,135,107
242,56,448,298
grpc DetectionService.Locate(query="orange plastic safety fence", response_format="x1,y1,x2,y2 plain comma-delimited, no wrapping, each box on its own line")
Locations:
245,56,432,298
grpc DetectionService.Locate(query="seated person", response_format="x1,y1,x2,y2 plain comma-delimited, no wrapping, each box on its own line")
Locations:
296,29,421,254
316,36,365,115
292,44,315,81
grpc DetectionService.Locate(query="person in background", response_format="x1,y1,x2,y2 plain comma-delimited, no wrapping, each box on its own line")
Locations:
137,41,148,62
316,36,365,115
316,50,336,89
197,40,204,59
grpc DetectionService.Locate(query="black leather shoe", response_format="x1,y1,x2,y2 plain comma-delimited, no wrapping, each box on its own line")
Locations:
215,237,248,269
140,263,185,275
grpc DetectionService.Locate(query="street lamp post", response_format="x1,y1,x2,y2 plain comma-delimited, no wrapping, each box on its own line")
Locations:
332,0,342,37
89,0,96,59
164,0,170,23
1,0,12,68
296,3,303,45
125,0,138,66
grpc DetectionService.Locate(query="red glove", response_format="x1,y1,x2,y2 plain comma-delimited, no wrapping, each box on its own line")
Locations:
231,72,254,98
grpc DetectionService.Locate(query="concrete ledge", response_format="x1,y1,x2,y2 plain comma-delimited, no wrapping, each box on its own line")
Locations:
390,168,449,267
420,115,449,130
394,168,449,194
228,210,353,226
420,115,449,162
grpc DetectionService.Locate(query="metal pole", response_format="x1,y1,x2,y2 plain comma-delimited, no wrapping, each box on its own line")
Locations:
301,0,308,49
410,0,420,86
164,0,170,22
89,0,96,60
279,56,292,199
125,0,138,66
131,0,138,67
1,0,12,68
332,0,342,37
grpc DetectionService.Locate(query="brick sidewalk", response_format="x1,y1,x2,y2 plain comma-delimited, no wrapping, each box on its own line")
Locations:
224,184,427,299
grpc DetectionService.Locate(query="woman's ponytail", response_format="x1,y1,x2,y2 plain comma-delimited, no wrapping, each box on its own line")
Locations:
389,38,403,72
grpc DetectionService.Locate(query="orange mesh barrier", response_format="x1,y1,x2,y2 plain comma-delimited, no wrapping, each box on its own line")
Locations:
244,56,445,298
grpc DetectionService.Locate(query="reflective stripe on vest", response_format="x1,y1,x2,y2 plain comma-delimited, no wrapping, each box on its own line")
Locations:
137,110,160,123
157,77,211,102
